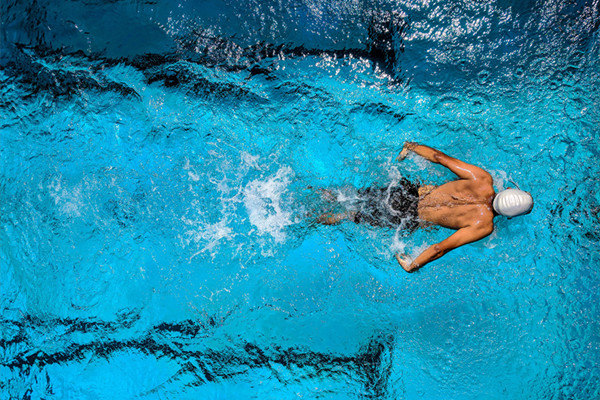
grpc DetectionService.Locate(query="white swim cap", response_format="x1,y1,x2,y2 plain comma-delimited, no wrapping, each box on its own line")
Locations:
493,189,533,217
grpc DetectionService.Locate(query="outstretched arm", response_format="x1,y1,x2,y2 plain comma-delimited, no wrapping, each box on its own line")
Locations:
397,142,491,181
395,224,493,273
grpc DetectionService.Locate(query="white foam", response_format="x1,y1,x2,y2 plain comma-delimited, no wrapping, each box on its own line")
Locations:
409,152,430,169
241,151,260,170
411,243,430,259
334,187,360,204
243,166,294,243
483,227,498,249
49,176,84,217
188,219,233,260
391,229,430,263
390,231,407,254
183,157,200,182
490,170,508,191
387,165,404,182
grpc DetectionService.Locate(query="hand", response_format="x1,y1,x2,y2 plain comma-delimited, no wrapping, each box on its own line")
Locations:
396,142,417,162
395,253,413,272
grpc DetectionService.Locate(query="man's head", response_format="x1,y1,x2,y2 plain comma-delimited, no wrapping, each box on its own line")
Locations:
493,188,533,217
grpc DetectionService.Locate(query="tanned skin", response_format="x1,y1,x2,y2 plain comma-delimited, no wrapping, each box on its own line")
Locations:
319,142,496,272
394,142,495,272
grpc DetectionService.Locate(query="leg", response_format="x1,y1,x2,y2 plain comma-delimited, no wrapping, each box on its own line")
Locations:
306,186,337,202
318,188,337,202
317,211,357,225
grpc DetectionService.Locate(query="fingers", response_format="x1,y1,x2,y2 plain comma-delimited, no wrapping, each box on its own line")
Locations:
396,148,409,161
395,252,409,266
397,142,417,162
395,253,415,272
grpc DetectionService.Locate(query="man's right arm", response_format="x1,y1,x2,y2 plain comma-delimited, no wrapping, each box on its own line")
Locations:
398,142,492,181
396,222,494,272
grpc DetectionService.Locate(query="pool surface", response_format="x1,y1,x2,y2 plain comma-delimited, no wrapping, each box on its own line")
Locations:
1,0,599,399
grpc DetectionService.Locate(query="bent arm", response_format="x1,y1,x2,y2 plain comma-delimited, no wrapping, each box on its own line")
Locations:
397,224,493,273
400,142,491,181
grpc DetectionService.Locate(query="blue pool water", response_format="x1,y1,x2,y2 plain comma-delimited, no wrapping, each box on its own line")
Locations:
1,0,599,398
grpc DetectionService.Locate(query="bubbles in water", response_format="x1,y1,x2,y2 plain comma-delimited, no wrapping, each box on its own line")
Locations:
391,230,408,254
243,166,295,243
48,175,85,218
563,96,589,121
490,170,508,191
188,219,233,260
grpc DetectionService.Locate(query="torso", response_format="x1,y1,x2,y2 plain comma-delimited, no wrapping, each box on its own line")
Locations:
417,180,495,230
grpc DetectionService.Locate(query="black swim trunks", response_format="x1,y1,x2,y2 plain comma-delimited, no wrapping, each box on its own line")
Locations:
353,178,420,230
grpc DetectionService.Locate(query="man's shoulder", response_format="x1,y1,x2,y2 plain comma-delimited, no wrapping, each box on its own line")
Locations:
469,174,495,197
469,169,493,184
473,211,495,236
454,178,494,197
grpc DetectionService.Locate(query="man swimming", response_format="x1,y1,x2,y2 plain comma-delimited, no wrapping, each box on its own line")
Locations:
319,142,534,273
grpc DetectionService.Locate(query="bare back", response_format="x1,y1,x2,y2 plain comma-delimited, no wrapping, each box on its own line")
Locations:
418,179,495,230
393,143,498,272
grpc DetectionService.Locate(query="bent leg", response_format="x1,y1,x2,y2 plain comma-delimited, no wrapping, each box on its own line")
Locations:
317,211,357,225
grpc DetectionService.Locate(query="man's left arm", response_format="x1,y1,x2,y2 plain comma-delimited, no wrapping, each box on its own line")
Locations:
397,142,492,182
396,224,493,273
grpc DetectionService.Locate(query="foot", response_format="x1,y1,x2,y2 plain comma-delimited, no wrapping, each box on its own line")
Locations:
318,188,337,202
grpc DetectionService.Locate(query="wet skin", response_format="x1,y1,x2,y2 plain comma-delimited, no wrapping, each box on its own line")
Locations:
318,142,499,272
395,142,496,272
417,181,495,230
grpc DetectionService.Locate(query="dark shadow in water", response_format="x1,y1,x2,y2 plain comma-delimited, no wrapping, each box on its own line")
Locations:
1,11,408,100
3,315,396,397
3,46,142,99
142,10,408,82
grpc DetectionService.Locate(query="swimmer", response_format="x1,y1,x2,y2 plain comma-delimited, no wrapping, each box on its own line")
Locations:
319,142,533,273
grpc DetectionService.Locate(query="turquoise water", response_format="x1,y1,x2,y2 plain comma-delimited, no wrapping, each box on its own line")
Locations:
1,0,599,399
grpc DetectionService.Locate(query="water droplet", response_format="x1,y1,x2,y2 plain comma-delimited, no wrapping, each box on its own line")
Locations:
515,66,524,77
477,70,490,85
